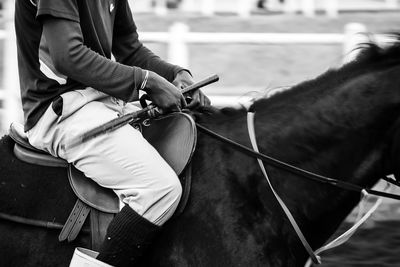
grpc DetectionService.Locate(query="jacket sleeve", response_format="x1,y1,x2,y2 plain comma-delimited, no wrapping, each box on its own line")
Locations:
36,0,80,22
112,0,185,82
42,17,145,102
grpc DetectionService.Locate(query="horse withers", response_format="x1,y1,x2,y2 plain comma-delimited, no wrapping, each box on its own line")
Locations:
1,40,400,266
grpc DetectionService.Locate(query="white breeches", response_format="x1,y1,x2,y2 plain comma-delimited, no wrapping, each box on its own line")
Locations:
27,88,182,226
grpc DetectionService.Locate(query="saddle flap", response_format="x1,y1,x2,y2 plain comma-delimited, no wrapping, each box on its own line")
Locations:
142,112,197,175
68,165,120,214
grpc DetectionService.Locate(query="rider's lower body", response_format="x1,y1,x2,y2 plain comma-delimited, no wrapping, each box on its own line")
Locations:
27,88,182,266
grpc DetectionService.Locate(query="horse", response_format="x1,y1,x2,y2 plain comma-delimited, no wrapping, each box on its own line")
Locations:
1,39,400,267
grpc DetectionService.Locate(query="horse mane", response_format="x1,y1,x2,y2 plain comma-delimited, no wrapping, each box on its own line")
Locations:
194,105,246,125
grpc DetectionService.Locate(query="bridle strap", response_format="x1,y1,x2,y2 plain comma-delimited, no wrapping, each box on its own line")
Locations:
247,112,321,264
382,175,400,187
195,124,400,201
304,188,385,267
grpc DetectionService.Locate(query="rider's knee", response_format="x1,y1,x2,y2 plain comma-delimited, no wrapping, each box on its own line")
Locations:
149,173,182,225
164,173,182,204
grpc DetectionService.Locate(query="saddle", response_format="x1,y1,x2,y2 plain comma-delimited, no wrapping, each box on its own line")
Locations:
8,112,196,250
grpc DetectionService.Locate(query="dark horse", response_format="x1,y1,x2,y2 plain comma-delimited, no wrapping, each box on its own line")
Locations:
1,40,400,267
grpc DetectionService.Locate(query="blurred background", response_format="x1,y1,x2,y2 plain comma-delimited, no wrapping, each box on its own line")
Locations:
0,0,400,265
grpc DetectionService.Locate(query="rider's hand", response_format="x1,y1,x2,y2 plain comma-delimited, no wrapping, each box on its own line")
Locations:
143,71,187,112
173,70,211,109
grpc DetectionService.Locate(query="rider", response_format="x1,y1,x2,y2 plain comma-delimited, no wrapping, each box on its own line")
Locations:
14,0,210,266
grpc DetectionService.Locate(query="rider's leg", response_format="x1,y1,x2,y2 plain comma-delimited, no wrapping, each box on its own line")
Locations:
27,88,182,265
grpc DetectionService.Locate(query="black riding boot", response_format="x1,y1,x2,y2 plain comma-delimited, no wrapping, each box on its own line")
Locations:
97,205,160,267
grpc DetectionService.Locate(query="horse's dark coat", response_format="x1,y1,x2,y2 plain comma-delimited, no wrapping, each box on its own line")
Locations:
1,41,400,266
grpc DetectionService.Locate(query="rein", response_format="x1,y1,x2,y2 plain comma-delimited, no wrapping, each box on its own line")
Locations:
196,124,400,201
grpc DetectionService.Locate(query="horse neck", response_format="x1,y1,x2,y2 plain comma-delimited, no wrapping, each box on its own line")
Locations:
250,65,400,248
190,64,400,265
254,64,400,174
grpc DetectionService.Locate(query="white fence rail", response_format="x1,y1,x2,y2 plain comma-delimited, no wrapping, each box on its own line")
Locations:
140,22,393,68
283,0,399,18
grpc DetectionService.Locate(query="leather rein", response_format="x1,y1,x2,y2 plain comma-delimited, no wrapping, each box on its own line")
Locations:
196,122,400,201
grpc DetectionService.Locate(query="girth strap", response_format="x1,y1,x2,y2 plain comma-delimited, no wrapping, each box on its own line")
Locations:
59,199,91,242
59,161,193,247
59,199,115,250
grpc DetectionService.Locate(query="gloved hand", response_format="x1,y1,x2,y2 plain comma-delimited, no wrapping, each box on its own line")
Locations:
143,71,187,112
173,70,211,109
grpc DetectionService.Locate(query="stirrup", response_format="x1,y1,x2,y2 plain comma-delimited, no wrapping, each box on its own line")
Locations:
69,247,113,267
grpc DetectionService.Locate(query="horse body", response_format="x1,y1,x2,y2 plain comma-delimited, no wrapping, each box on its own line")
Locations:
1,43,400,266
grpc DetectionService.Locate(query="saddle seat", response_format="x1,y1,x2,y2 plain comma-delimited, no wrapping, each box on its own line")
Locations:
8,112,197,248
10,122,68,168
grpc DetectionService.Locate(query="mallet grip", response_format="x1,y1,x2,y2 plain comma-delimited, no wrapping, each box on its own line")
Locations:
181,74,219,94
